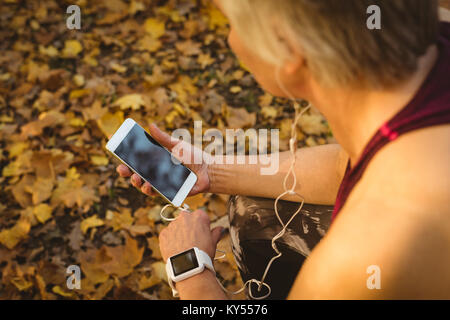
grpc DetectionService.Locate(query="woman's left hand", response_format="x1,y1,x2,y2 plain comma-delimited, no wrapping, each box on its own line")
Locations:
158,209,225,262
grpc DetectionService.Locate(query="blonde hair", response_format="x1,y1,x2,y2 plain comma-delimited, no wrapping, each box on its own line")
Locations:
221,0,439,89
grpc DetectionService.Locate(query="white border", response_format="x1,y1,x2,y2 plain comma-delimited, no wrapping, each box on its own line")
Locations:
105,118,135,153
172,171,197,207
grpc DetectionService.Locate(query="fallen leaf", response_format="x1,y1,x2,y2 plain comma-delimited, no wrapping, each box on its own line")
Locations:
52,285,75,298
97,111,124,138
225,106,256,129
298,114,329,135
113,94,146,110
80,215,104,234
62,40,83,58
0,218,31,249
33,203,53,224
144,18,166,39
90,155,109,166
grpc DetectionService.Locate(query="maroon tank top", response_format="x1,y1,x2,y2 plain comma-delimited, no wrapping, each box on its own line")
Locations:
332,22,450,222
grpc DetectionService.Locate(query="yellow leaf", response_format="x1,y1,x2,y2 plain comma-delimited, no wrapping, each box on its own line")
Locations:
0,218,31,249
184,193,206,210
172,103,186,116
83,55,98,67
62,40,83,57
138,273,159,291
33,203,52,224
239,59,251,73
69,89,90,100
144,18,165,38
39,45,58,57
90,155,109,166
261,106,278,119
230,86,242,94
11,277,33,291
197,53,215,68
8,141,29,158
205,5,229,29
97,111,124,138
50,168,99,210
0,114,12,121
137,35,162,52
73,74,85,87
164,110,178,127
105,209,133,232
52,285,74,298
69,117,86,127
279,118,293,140
2,150,32,177
298,114,329,135
129,0,145,15
81,215,104,234
35,274,48,299
113,94,145,110
110,62,127,73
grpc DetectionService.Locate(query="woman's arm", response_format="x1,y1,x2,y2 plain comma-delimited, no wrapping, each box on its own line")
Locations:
117,124,348,205
208,143,348,205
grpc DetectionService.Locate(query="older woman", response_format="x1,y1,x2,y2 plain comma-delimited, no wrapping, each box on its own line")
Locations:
117,0,450,299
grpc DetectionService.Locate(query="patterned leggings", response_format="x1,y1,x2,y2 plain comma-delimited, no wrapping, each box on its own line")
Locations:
227,195,334,300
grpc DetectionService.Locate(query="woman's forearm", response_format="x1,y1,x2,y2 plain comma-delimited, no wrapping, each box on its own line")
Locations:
208,143,348,205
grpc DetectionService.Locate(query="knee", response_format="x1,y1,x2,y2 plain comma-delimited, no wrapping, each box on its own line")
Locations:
226,195,275,231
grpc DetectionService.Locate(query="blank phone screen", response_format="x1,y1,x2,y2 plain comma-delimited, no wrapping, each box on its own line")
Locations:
114,123,191,201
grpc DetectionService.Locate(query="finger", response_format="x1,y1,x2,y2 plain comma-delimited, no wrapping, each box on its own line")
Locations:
193,209,211,227
211,226,225,247
141,182,153,196
131,174,142,188
149,123,179,151
117,164,132,177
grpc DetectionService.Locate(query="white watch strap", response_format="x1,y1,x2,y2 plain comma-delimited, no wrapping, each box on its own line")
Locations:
196,248,215,275
166,247,215,297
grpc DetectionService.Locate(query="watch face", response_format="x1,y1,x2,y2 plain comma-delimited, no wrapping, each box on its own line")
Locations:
170,248,199,277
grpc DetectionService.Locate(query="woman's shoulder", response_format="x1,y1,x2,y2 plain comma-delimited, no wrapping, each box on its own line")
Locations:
350,124,450,214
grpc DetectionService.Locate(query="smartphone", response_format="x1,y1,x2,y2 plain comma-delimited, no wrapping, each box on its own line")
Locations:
106,118,197,207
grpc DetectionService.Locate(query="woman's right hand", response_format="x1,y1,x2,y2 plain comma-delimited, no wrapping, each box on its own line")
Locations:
116,123,211,197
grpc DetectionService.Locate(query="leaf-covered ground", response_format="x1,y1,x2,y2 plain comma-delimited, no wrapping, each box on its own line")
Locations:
0,0,333,299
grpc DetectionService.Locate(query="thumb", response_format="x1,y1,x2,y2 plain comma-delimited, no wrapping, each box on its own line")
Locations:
149,123,179,151
211,226,226,247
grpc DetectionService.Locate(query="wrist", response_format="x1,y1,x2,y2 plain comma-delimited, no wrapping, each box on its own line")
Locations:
174,268,216,293
207,161,234,194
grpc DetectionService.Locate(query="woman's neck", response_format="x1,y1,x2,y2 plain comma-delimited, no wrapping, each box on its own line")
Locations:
307,45,439,165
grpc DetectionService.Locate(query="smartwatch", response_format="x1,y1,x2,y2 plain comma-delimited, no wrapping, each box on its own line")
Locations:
165,247,215,297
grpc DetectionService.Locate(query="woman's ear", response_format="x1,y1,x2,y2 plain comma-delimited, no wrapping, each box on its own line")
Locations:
283,57,305,76
272,21,306,76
